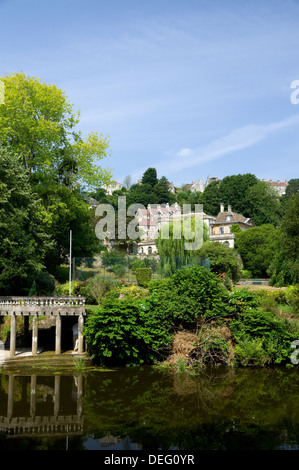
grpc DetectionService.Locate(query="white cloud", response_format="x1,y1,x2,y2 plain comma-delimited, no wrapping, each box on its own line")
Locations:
150,113,299,177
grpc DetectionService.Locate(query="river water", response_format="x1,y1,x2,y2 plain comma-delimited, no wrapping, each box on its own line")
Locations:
1,362,299,451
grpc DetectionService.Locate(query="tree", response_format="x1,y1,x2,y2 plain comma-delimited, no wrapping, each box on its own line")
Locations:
0,147,51,294
269,194,299,285
156,218,209,275
201,174,283,225
198,241,242,282
42,186,100,273
234,224,279,278
246,181,282,226
141,167,158,187
123,175,132,190
126,183,158,207
0,72,112,191
201,180,222,216
218,173,258,216
285,178,299,199
153,176,176,204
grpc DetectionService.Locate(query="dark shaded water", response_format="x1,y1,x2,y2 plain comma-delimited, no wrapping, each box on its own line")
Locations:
1,363,299,451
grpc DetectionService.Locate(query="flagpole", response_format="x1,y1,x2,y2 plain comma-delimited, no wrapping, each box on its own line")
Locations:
69,230,72,298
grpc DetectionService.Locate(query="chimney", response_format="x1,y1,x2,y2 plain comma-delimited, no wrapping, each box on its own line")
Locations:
220,203,224,213
228,205,232,212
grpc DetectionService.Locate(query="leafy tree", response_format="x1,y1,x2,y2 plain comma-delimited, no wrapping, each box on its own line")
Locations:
0,72,112,190
42,186,100,273
0,148,51,294
246,181,282,226
218,173,258,215
198,241,242,282
176,189,203,210
141,167,158,187
201,174,283,225
284,178,299,199
153,176,176,204
201,180,222,216
269,194,299,285
156,218,209,275
235,224,279,278
126,183,158,206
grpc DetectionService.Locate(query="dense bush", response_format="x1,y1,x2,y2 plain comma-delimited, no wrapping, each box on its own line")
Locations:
84,298,173,366
230,308,299,366
144,266,230,327
136,267,152,287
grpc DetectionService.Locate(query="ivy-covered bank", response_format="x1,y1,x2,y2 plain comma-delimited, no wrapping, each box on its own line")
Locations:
83,266,299,369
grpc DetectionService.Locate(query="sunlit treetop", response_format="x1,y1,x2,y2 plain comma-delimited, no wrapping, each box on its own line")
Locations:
0,71,113,189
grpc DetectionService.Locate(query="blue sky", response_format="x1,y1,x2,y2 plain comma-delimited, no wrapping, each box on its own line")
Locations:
1,0,299,187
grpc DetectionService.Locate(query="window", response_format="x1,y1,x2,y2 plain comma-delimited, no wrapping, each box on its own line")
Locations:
226,216,231,221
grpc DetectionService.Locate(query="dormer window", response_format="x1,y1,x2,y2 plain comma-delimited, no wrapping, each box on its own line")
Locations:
226,216,231,221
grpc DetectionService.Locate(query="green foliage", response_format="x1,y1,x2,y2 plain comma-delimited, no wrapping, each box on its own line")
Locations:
234,337,271,367
198,241,242,282
118,285,149,300
235,224,280,278
269,195,299,286
0,71,112,189
240,269,253,279
84,298,173,366
156,218,209,276
136,267,152,287
141,167,158,187
284,178,299,199
230,308,299,365
201,174,282,226
0,147,51,294
56,275,118,304
285,285,299,314
42,185,100,272
229,289,259,313
101,250,127,276
145,266,230,326
30,271,55,296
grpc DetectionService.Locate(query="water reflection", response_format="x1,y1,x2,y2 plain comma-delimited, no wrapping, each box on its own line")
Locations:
1,366,299,450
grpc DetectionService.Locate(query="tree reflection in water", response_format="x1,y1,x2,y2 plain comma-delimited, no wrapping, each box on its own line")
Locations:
1,365,299,450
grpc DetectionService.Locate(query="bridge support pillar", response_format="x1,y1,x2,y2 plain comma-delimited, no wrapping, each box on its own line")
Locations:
10,313,16,358
55,314,61,354
78,313,84,354
32,314,38,356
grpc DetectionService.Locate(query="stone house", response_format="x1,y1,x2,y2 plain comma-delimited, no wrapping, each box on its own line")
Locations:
262,179,288,196
210,204,254,248
102,181,124,195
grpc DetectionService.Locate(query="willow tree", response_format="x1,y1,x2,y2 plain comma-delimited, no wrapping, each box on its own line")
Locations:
156,216,209,276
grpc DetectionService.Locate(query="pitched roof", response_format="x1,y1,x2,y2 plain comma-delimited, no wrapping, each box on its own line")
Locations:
214,210,254,225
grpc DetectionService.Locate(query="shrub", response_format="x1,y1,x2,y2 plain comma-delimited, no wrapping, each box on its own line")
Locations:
241,269,252,279
84,298,173,366
230,308,299,365
29,271,55,296
229,289,259,313
143,266,231,327
55,280,80,296
118,285,149,300
136,267,152,287
285,285,299,314
234,337,271,367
